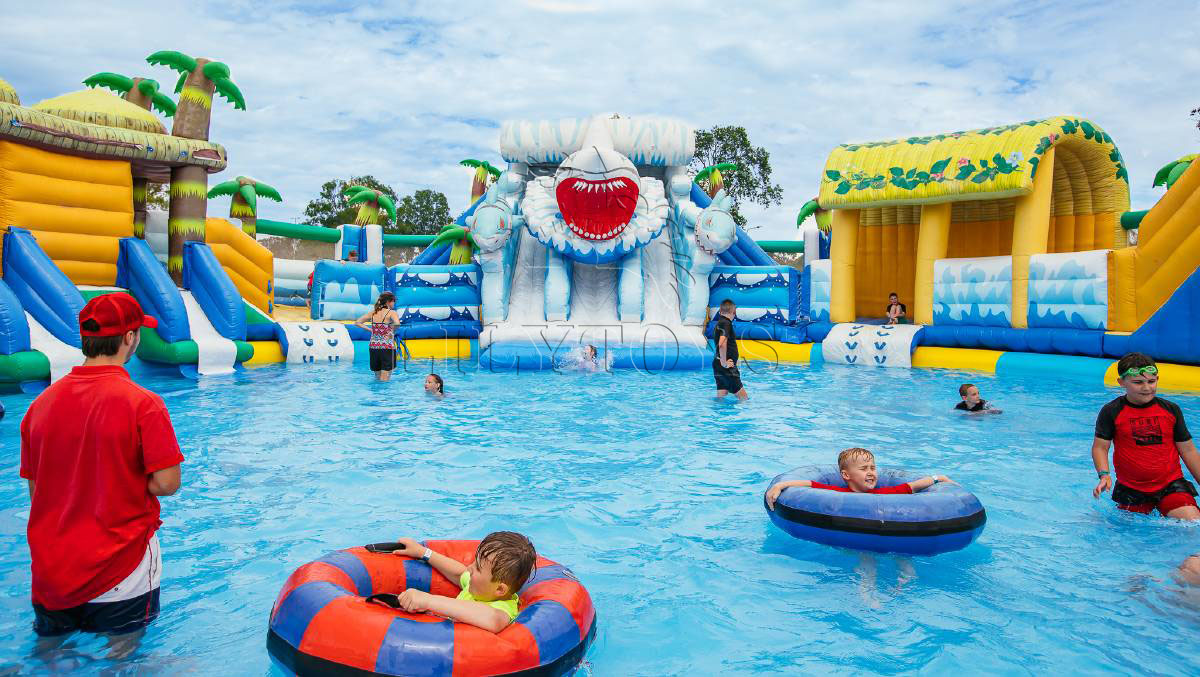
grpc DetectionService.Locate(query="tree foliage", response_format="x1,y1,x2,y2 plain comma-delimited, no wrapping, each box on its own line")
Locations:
395,189,452,235
303,176,399,229
690,126,784,228
302,177,450,234
145,182,169,210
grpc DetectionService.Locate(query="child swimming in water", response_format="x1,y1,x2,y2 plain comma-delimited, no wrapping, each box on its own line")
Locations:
955,383,1000,413
385,532,536,633
765,448,952,509
425,373,444,397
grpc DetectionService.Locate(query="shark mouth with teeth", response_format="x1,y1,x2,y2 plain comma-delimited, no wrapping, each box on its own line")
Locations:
554,176,639,240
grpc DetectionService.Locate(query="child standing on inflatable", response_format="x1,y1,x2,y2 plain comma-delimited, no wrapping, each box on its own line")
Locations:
765,448,952,509
388,532,536,633
354,292,400,382
1092,352,1200,520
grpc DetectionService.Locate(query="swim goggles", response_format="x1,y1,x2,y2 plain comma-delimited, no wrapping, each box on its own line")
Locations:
1119,364,1158,378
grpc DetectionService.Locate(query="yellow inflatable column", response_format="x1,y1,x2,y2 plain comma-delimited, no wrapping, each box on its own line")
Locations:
830,209,860,323
913,202,951,325
1010,145,1055,329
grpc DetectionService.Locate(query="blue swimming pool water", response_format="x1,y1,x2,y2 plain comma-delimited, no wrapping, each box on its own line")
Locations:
2,360,1200,675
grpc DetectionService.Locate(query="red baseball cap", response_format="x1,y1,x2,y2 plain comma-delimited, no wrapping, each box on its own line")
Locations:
79,294,158,337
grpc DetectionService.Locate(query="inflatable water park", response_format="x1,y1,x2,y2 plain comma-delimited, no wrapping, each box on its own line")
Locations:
2,34,1200,676
4,79,1200,388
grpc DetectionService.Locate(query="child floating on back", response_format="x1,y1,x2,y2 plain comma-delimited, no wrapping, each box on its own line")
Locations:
765,448,952,509
1091,352,1200,520
386,532,536,633
955,383,1000,414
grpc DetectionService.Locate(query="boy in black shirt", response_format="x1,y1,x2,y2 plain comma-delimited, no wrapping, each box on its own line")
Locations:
712,299,747,400
886,292,907,324
955,383,999,413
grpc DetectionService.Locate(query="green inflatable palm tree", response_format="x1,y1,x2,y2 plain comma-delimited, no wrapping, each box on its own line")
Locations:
695,162,738,198
147,50,246,281
1153,155,1196,190
207,177,282,237
344,185,397,227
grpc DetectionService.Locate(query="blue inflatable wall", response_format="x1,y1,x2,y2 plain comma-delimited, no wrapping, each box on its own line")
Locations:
311,261,386,321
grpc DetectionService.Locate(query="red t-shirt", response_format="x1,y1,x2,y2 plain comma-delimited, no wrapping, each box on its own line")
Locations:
20,365,183,610
810,481,913,494
1095,396,1191,492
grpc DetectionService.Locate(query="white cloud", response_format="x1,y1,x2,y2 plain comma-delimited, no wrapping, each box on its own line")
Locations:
1,1,1196,240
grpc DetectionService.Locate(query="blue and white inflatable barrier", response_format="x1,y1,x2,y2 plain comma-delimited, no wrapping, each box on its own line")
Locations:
766,466,986,556
311,261,386,321
390,263,482,339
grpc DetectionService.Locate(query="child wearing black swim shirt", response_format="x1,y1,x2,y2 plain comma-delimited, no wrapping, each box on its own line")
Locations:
1091,352,1200,520
955,383,999,413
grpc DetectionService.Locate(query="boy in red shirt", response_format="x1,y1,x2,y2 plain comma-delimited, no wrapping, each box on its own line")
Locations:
1092,352,1200,519
764,447,952,509
20,294,184,636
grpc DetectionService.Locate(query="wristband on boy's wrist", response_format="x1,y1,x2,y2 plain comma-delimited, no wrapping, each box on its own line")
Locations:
1097,470,1110,478
421,548,433,563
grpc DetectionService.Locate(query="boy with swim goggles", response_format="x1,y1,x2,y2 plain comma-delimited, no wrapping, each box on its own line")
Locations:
1092,353,1200,519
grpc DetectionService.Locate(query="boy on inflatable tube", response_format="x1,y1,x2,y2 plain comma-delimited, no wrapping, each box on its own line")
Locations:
382,531,535,633
765,448,952,509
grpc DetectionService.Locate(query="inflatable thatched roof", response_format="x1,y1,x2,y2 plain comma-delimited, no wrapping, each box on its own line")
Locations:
33,88,166,135
0,77,17,106
0,99,226,182
818,116,1130,214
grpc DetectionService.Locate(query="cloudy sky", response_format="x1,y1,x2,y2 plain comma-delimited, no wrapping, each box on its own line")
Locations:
3,1,1197,239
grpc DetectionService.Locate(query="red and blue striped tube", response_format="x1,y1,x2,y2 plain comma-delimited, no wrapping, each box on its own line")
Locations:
268,540,596,676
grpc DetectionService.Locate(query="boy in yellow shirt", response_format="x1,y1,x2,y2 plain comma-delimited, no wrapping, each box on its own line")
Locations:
389,532,535,633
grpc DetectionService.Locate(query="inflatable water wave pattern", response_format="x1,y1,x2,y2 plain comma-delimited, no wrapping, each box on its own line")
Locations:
766,466,987,555
268,540,596,676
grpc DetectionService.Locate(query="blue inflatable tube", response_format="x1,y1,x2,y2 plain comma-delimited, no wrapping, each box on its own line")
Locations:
766,466,986,555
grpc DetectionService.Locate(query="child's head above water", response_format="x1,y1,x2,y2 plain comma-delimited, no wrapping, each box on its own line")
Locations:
1116,352,1158,404
467,531,537,602
425,373,443,395
959,383,982,406
584,345,597,361
838,447,877,492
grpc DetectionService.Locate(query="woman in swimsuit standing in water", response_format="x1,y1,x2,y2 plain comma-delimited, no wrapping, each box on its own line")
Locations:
355,292,400,381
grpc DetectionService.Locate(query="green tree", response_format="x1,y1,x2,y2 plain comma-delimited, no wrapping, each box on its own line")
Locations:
303,176,399,229
690,125,784,228
394,189,452,235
